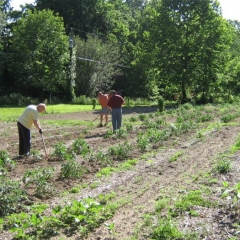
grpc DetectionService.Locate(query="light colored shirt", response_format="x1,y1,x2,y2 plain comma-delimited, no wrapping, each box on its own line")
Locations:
18,105,39,130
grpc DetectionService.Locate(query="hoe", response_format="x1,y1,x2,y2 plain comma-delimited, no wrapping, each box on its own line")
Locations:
40,132,48,159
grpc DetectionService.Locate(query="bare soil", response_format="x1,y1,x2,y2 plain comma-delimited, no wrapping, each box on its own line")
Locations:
1,106,240,240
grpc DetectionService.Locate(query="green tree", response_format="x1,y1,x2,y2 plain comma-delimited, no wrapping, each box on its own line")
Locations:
136,0,233,102
74,34,122,96
218,20,240,100
0,0,6,51
35,0,137,97
35,0,107,38
9,9,71,101
0,0,6,76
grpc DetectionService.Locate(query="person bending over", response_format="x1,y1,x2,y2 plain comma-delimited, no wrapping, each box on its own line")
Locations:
17,103,46,158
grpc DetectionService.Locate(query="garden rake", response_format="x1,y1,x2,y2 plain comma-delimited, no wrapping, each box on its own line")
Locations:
92,114,100,122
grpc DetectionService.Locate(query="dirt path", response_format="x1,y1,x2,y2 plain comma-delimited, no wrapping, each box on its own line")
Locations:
83,126,240,239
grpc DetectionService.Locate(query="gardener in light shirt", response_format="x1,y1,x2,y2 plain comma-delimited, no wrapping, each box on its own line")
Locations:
17,103,46,158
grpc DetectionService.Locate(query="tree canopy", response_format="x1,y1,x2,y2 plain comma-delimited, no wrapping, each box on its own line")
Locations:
0,0,239,103
9,9,70,101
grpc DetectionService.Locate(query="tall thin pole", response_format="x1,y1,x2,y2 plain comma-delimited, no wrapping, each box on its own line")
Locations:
69,28,74,100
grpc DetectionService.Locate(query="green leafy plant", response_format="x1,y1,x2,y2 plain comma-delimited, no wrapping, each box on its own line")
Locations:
230,133,240,153
112,129,128,139
221,182,240,208
0,178,26,216
221,113,240,123
148,128,168,143
196,114,212,123
118,159,138,171
7,211,64,239
138,114,147,121
60,159,86,179
70,187,80,193
22,166,55,197
104,130,114,139
169,151,184,162
155,198,170,212
85,149,112,166
96,167,115,177
104,222,115,234
53,197,115,236
71,138,91,156
129,116,138,122
52,142,75,160
7,212,31,238
125,123,134,132
0,150,15,170
97,192,116,204
90,181,101,189
215,157,231,174
108,141,132,160
173,190,212,216
137,134,151,152
150,217,183,239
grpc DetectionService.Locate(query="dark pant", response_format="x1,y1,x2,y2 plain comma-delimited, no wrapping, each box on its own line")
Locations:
17,122,31,156
111,108,122,130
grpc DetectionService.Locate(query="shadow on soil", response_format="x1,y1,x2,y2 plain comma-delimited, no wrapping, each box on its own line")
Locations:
93,105,176,115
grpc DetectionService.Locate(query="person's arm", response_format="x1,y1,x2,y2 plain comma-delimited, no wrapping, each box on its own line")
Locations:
121,97,125,106
107,98,112,110
33,119,41,130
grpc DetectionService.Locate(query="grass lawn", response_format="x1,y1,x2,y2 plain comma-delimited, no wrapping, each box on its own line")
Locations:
0,104,102,121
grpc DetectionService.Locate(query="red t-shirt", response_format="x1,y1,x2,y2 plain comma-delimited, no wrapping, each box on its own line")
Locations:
107,95,124,108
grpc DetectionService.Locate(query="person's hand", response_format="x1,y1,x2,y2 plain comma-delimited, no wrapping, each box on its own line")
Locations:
39,129,43,134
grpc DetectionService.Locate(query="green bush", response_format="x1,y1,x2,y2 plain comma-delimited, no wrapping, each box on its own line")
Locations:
0,93,37,106
72,95,95,105
157,96,164,112
92,98,97,109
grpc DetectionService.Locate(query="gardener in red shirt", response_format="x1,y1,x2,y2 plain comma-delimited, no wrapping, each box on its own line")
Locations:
107,90,125,131
98,92,109,127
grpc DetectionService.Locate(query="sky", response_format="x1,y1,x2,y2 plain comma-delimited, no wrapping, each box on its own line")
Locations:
218,0,240,21
10,0,240,22
11,0,35,10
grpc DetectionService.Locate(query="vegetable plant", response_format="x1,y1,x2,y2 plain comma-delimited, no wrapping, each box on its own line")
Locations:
60,159,86,179
22,166,55,197
0,178,26,216
71,138,90,156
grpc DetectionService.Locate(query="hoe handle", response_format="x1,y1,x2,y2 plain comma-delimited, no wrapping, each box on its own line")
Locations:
41,133,48,158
